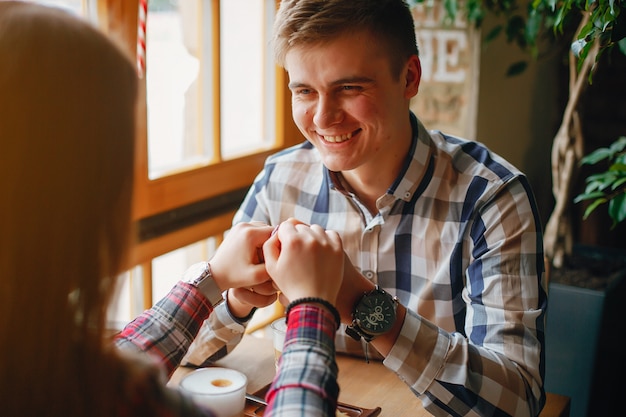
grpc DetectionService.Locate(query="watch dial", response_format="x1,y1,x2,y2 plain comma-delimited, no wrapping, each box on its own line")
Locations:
355,292,395,334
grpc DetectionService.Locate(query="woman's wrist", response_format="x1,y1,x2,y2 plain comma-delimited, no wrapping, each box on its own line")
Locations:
284,302,339,347
285,297,340,330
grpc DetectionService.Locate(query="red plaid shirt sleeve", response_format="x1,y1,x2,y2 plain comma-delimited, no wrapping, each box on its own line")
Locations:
115,282,213,378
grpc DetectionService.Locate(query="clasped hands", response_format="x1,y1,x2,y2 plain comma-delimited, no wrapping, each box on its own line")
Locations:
206,219,369,324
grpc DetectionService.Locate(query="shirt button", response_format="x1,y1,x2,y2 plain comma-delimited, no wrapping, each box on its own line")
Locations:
404,191,411,199
364,271,375,279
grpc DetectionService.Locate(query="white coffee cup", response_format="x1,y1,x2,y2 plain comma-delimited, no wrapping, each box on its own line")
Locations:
179,367,247,417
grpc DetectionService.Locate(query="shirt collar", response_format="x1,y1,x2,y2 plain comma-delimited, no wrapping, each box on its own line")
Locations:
387,112,433,203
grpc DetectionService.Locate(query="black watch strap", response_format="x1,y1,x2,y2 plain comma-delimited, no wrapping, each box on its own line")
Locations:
346,322,375,342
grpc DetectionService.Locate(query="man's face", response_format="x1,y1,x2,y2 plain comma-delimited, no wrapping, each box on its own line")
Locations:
285,30,420,176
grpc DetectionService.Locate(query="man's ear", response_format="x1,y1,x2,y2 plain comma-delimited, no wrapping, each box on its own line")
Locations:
404,55,421,98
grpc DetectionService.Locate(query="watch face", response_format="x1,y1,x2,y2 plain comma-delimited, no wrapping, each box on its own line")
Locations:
355,290,396,335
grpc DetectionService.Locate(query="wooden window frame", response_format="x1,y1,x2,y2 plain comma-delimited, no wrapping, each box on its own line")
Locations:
97,0,300,266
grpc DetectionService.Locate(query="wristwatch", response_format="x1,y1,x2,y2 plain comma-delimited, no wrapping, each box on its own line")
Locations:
183,261,224,308
345,285,398,342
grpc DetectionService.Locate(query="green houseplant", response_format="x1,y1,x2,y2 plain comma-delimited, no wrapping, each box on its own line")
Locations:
409,0,626,266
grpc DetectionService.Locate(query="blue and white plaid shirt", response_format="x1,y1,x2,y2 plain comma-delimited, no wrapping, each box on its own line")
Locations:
186,112,547,416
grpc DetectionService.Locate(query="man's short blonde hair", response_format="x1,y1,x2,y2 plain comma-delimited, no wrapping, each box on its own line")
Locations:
272,0,419,79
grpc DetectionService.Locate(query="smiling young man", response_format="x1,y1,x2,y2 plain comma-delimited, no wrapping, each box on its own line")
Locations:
184,1,548,416
285,28,419,215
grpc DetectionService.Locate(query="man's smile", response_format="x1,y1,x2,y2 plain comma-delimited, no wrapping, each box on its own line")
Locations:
319,128,362,143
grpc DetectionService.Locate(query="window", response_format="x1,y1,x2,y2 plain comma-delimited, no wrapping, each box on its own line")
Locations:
146,0,277,179
49,0,301,324
132,0,297,227
23,0,85,15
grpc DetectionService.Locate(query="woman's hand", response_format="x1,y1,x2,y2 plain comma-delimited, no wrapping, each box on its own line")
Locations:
263,219,344,305
209,222,279,317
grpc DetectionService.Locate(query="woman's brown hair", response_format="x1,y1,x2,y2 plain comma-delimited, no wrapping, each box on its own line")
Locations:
0,2,139,415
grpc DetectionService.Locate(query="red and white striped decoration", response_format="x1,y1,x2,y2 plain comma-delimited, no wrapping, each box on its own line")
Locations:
136,0,148,77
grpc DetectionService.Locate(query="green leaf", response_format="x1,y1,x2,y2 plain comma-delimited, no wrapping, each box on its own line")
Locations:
552,1,568,30
545,0,558,12
506,15,527,43
583,181,602,194
608,192,626,226
583,172,618,191
443,0,459,23
506,60,528,76
466,0,484,25
574,190,606,203
589,169,617,179
583,198,608,219
600,173,619,188
581,148,613,164
618,37,626,54
526,9,542,45
609,162,626,172
609,136,626,153
578,20,595,40
485,25,503,44
583,179,600,193
611,177,626,191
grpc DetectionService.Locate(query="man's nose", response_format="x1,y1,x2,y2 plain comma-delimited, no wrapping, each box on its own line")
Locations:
313,95,343,128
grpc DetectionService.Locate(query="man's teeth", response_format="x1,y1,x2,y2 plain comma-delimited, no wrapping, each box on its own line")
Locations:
323,132,352,143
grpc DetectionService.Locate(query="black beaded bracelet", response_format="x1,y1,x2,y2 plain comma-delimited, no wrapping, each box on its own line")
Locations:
285,297,341,329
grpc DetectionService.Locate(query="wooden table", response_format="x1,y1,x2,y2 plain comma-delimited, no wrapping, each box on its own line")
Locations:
169,335,570,417
169,335,428,417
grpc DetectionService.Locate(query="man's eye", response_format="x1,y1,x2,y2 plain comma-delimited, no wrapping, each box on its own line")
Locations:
295,88,312,95
342,85,361,92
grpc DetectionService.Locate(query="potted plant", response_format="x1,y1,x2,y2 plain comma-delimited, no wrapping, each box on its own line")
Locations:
407,1,626,416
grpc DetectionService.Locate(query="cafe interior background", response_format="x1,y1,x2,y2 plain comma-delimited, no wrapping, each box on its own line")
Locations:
19,1,626,416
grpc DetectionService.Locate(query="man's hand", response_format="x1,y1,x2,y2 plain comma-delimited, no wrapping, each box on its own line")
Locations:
209,222,280,317
263,219,344,305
